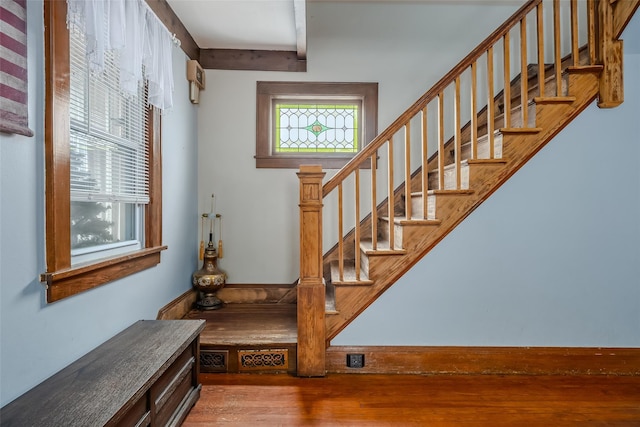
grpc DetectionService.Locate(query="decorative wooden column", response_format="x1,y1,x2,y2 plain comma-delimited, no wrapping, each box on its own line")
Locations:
596,0,624,108
297,165,326,377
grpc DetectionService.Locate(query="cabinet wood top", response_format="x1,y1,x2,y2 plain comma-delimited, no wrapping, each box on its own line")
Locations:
1,320,205,427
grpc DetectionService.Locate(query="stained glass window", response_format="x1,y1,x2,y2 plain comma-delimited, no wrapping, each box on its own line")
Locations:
256,82,378,169
274,103,359,153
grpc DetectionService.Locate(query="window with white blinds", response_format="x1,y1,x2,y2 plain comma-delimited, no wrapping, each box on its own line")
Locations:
68,21,149,256
69,25,150,204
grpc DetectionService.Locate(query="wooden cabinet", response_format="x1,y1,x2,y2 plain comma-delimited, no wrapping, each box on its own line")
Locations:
0,320,205,427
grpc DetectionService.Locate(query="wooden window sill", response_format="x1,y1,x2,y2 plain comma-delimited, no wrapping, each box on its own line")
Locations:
40,246,167,303
255,155,373,170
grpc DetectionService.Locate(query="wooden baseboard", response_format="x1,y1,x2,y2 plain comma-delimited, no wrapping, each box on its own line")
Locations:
217,283,295,304
157,284,296,320
157,289,197,319
326,346,640,376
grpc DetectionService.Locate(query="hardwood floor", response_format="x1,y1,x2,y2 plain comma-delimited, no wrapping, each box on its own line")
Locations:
183,304,297,346
183,373,640,426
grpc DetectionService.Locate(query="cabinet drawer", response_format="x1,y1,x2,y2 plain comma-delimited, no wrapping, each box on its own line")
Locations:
151,344,196,425
114,394,150,427
155,368,195,426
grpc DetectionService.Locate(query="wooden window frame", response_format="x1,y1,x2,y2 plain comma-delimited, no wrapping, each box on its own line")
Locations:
41,0,166,303
256,82,378,169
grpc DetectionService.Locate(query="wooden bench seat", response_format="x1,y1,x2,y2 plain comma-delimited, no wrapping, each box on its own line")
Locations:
0,320,205,427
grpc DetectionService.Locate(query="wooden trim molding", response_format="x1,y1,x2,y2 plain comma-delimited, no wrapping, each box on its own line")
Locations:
326,346,640,376
157,284,298,320
42,0,166,303
41,247,166,303
157,289,198,320
144,0,199,60
256,82,378,169
144,0,311,73
217,283,297,304
44,0,71,273
200,49,306,72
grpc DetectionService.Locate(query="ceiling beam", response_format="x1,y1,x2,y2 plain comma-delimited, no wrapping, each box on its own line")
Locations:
145,0,199,60
146,0,307,72
294,0,307,59
200,49,307,72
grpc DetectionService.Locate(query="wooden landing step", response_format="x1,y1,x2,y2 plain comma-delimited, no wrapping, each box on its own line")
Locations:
183,303,297,374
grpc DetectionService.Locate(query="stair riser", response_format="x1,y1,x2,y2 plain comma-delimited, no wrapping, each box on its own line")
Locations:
460,133,504,162
418,161,506,218
500,71,565,116
378,219,404,249
412,194,436,220
360,250,371,278
430,134,504,191
361,252,393,281
468,101,536,149
428,163,469,191
524,68,570,99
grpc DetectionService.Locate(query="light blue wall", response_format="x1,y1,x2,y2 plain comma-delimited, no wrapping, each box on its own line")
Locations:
0,1,199,406
332,13,640,347
1,0,638,407
197,1,521,283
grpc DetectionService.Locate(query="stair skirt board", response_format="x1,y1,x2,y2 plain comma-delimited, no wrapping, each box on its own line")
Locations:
326,346,640,376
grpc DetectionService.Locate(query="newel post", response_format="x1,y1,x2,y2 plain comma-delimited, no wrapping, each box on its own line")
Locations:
297,165,326,377
596,0,624,108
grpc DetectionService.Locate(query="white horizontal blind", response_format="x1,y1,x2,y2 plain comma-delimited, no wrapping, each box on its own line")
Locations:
68,19,150,204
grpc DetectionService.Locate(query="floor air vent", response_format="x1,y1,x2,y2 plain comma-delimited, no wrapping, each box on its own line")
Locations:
238,348,288,372
200,350,228,373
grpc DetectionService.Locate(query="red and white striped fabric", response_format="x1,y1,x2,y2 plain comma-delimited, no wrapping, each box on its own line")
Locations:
0,0,33,137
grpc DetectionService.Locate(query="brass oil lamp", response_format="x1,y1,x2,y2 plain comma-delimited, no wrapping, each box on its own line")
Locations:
192,241,226,310
193,195,226,310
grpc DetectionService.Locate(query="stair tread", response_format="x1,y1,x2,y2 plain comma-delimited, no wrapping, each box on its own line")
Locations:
567,64,604,73
500,127,543,133
428,157,506,175
423,189,474,196
466,158,507,165
360,239,406,255
534,96,576,104
380,216,441,226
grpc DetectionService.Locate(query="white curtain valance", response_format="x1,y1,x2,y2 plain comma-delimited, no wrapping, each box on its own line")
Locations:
67,0,174,110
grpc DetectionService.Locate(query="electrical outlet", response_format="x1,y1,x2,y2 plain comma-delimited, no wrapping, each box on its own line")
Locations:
346,353,365,368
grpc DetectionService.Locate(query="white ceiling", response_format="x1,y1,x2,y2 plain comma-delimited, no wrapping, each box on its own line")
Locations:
166,0,299,51
166,0,640,55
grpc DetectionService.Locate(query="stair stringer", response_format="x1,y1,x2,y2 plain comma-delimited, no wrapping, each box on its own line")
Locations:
326,69,602,341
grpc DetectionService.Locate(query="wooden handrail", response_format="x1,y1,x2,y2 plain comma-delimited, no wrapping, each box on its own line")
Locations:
322,0,542,196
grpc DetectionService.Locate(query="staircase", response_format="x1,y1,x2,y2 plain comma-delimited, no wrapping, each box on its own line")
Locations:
178,0,638,377
296,0,639,376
